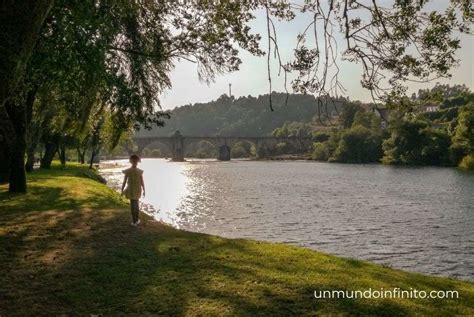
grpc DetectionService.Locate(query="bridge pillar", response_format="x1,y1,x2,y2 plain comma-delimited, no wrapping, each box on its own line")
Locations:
171,131,185,162
218,145,231,161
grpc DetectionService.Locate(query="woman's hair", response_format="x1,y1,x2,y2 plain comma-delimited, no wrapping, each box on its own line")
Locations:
129,154,141,163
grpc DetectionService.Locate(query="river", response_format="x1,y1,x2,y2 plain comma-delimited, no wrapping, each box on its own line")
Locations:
100,158,474,281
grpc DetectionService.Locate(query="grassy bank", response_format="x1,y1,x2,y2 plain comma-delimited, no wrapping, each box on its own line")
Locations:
1,164,473,316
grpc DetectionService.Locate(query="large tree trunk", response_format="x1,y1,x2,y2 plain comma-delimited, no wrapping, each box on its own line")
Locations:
40,142,57,169
8,138,27,192
0,135,10,183
0,0,54,109
5,99,27,192
0,105,15,184
0,0,53,192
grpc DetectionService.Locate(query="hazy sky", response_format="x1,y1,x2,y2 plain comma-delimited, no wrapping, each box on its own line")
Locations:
159,5,474,110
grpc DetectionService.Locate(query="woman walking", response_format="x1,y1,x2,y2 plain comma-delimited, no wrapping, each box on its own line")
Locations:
121,155,145,226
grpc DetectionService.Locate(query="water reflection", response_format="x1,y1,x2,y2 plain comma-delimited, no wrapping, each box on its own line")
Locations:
101,159,474,281
100,159,189,225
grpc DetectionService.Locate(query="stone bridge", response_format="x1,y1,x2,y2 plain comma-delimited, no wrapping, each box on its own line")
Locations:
133,131,313,161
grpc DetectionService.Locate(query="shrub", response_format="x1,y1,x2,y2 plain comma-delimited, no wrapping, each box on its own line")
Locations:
275,142,292,155
194,149,212,158
383,121,452,166
449,143,466,166
331,126,383,163
256,144,271,159
142,148,151,157
192,141,217,158
150,149,162,158
420,128,452,166
312,142,330,161
450,104,474,165
382,120,428,165
459,154,474,171
352,111,381,130
312,131,330,143
231,145,248,158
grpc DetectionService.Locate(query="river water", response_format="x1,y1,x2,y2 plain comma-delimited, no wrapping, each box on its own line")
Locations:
101,159,474,281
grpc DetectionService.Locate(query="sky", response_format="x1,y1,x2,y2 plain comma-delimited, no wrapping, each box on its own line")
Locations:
158,3,474,110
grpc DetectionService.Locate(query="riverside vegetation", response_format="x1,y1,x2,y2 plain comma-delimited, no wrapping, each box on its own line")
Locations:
135,85,473,169
0,163,473,316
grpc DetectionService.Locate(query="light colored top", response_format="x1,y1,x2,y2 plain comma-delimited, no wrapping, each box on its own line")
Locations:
123,167,143,200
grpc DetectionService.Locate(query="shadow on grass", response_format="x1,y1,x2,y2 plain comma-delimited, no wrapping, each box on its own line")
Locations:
0,164,472,316
2,206,472,316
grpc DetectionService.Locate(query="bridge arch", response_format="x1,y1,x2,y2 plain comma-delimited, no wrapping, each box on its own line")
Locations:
228,139,257,158
141,140,172,158
185,139,219,158
132,132,313,161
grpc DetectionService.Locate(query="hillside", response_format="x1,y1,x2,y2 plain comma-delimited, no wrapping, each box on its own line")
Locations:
136,93,358,137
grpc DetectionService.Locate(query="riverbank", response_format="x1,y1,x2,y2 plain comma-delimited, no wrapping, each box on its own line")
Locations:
1,163,473,316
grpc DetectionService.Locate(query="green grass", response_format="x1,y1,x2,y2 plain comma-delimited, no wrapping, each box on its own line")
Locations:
1,163,473,316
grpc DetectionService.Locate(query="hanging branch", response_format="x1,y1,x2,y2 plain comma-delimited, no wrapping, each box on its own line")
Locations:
264,0,472,117
265,5,274,111
265,3,293,111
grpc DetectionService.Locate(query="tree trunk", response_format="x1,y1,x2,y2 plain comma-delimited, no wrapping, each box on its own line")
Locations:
0,135,10,183
77,148,86,164
24,87,38,173
88,117,103,169
8,138,27,192
5,99,27,193
0,0,54,109
89,149,96,169
0,105,15,184
58,143,66,167
40,142,56,169
25,145,36,172
0,1,53,192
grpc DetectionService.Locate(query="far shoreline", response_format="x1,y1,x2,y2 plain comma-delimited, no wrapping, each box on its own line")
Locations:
99,156,473,171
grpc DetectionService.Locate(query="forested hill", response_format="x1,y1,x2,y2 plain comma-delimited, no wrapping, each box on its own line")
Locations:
136,93,359,137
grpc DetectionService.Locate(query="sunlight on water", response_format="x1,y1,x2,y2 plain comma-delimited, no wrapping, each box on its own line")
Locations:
100,159,189,225
101,159,474,281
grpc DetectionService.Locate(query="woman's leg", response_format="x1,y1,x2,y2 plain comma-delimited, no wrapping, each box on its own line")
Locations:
135,199,140,222
130,199,138,223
